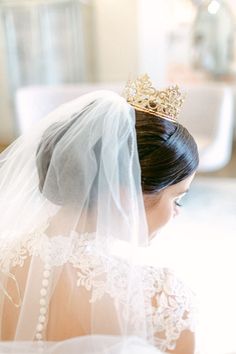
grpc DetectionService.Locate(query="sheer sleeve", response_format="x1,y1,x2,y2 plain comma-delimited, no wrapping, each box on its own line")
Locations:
146,267,196,352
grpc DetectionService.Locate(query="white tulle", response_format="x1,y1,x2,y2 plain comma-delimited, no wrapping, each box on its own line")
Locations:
0,336,164,354
0,91,196,353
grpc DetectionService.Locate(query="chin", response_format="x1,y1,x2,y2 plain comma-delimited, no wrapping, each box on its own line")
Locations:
149,223,168,240
149,229,160,240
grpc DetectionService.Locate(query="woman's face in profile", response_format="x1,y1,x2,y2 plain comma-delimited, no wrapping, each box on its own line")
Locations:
144,173,195,237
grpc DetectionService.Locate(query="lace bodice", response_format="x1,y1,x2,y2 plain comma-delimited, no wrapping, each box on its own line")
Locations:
0,227,196,352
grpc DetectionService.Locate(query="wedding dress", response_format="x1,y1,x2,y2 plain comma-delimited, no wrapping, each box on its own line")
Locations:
0,90,196,353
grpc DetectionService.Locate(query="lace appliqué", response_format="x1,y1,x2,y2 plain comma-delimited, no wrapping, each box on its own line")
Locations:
0,227,196,352
143,267,196,351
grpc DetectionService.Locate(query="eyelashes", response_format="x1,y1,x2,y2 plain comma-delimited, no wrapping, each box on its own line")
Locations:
175,200,183,207
174,191,188,208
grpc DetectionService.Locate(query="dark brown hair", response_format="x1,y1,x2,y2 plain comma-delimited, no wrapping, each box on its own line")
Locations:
135,110,199,194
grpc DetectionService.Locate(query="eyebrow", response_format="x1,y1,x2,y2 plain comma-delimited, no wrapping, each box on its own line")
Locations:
176,189,189,196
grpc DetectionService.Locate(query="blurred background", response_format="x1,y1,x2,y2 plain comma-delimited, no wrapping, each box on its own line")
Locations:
0,0,236,353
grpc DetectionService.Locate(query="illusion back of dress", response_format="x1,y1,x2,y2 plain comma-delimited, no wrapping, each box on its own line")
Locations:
1,230,122,341
1,225,195,353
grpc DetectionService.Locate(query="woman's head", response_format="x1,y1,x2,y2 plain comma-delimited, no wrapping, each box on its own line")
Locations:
135,109,199,235
36,94,199,236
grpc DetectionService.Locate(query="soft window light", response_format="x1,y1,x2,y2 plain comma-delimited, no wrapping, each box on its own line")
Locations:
207,0,221,14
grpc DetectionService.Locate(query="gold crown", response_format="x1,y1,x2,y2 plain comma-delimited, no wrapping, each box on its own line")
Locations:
123,74,185,123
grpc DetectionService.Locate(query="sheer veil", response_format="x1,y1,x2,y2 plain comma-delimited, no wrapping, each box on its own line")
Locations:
0,90,165,352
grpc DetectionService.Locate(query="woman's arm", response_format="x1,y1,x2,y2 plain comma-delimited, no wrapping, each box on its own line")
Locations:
168,329,195,354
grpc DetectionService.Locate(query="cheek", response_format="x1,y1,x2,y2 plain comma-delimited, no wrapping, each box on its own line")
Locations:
146,201,174,235
157,203,173,227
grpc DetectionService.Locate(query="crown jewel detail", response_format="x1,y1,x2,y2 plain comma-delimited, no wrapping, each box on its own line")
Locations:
123,74,185,122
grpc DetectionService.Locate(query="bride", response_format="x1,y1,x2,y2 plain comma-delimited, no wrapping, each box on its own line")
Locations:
0,75,199,354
